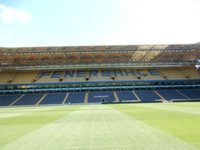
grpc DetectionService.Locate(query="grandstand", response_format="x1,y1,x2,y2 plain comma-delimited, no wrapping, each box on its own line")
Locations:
0,43,200,106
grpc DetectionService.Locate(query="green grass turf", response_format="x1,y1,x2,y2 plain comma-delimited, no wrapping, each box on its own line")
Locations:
0,102,199,150
112,103,200,148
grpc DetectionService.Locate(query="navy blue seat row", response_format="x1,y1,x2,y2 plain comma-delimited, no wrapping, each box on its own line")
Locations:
41,92,86,104
135,90,161,102
178,89,200,99
40,93,66,105
156,90,187,100
13,94,44,105
0,95,22,106
0,89,200,106
67,92,85,103
116,91,138,102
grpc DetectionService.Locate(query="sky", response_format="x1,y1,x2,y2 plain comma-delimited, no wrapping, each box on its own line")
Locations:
0,0,200,47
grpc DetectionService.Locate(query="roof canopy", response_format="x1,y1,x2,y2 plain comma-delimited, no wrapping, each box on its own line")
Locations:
0,44,200,70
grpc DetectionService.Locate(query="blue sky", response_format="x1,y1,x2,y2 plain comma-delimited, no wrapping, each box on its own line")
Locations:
0,0,200,47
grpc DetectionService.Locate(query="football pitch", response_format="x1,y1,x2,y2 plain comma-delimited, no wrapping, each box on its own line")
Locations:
0,103,200,150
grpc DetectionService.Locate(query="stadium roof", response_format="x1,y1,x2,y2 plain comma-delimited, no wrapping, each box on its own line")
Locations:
0,43,200,70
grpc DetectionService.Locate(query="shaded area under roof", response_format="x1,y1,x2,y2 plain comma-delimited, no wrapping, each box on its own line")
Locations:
0,43,200,70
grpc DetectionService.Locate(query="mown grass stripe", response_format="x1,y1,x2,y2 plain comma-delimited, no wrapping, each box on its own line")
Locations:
0,106,79,147
112,103,200,149
1,105,199,150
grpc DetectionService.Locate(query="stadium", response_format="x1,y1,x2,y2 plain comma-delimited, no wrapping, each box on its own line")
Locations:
0,43,200,149
0,43,200,105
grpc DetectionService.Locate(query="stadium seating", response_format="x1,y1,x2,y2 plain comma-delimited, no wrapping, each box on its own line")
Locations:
159,68,185,79
156,90,187,100
131,51,147,61
179,67,200,79
39,93,66,105
37,71,59,83
134,90,162,102
0,44,199,106
116,91,138,102
0,95,22,106
66,92,85,104
178,89,200,99
88,91,115,103
0,71,16,84
13,94,44,105
142,51,161,61
1,88,200,106
13,71,38,84
0,67,199,84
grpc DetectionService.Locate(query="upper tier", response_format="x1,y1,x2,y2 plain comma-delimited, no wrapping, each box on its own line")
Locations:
0,43,200,70
0,66,199,84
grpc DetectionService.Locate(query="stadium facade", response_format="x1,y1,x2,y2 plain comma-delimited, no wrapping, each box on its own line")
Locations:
0,43,200,106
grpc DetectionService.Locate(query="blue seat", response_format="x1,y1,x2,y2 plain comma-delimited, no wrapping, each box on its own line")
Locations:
116,91,138,102
13,94,44,105
178,89,200,99
40,93,66,104
88,91,115,103
156,90,187,100
0,95,22,106
66,92,85,104
135,90,161,102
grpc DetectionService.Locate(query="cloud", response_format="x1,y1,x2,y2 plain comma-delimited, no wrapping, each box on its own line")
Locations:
0,24,15,45
0,4,30,24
